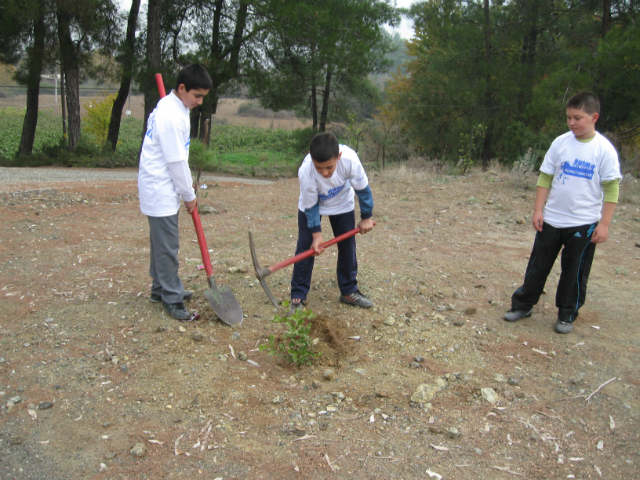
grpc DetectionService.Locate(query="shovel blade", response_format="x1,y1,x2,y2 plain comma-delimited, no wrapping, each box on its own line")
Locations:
204,280,243,326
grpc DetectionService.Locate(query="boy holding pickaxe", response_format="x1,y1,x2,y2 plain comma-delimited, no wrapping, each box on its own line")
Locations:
290,132,375,313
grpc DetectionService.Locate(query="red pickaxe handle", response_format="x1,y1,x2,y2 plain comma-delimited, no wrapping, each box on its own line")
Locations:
155,73,166,98
266,221,376,275
156,73,214,279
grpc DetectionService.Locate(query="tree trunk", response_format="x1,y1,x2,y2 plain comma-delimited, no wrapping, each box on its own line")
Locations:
311,84,318,131
142,0,162,141
201,0,248,145
602,0,611,37
319,67,332,132
518,0,539,112
107,0,141,151
57,8,81,152
60,65,67,136
18,9,46,156
191,107,201,139
200,90,218,142
481,0,493,170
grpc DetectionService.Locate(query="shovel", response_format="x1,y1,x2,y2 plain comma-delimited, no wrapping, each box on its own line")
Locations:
155,73,243,325
249,222,375,308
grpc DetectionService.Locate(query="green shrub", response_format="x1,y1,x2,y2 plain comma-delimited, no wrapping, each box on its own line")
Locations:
458,123,486,173
259,303,320,367
83,94,117,146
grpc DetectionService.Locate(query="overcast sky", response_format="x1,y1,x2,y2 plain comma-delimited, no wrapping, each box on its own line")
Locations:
391,0,418,39
117,0,418,39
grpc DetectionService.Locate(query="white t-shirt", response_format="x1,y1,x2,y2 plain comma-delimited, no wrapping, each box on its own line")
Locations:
138,92,196,217
540,131,621,228
298,145,369,216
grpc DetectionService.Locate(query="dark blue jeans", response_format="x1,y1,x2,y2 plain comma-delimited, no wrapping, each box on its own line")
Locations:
511,222,597,323
291,209,358,301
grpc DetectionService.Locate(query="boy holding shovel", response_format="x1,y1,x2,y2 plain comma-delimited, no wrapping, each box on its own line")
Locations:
290,132,375,313
138,64,212,320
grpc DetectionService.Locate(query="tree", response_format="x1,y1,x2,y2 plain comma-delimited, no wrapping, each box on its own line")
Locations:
188,0,254,143
481,0,493,169
55,0,119,151
0,0,55,156
56,5,81,151
106,0,141,151
141,0,162,140
247,0,399,132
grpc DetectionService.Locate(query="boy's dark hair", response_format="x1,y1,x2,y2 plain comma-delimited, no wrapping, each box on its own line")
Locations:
567,92,600,115
175,64,213,92
309,132,340,163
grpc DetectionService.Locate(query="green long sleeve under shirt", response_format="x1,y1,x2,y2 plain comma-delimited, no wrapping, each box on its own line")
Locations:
536,172,619,203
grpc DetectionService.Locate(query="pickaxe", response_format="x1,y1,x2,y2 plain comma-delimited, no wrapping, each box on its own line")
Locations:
249,223,375,308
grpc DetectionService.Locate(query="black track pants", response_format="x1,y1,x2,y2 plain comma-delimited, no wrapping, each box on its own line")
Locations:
511,222,597,323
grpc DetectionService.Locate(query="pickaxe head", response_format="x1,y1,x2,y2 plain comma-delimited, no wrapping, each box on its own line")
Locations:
248,230,280,309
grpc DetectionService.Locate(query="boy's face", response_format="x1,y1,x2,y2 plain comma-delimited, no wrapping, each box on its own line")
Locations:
176,84,209,110
566,107,598,140
312,153,341,179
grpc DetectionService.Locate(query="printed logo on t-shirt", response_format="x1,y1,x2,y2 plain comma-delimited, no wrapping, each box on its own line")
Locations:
559,159,595,183
319,184,345,203
145,111,156,140
185,139,190,152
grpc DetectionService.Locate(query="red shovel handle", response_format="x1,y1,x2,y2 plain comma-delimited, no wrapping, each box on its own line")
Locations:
155,73,214,279
155,73,166,98
267,221,376,275
192,208,214,278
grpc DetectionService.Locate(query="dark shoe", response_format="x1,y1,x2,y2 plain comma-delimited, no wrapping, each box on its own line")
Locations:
340,291,373,308
503,308,533,322
150,291,193,303
162,302,192,321
289,298,306,315
555,319,573,334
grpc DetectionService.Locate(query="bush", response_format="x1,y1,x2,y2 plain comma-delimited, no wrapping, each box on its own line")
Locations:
83,94,117,146
189,138,217,176
259,303,320,367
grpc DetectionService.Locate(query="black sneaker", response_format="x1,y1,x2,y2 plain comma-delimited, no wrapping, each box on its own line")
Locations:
555,319,573,334
503,308,533,322
162,302,193,321
339,291,373,308
150,291,193,303
289,299,306,315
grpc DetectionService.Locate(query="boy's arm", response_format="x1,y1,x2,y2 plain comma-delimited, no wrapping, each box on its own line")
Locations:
303,203,326,255
157,114,196,212
166,160,197,212
532,186,549,232
354,186,374,234
591,180,619,243
311,231,325,255
592,202,616,244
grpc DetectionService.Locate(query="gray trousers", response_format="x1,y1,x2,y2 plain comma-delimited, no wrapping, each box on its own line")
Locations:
148,213,185,304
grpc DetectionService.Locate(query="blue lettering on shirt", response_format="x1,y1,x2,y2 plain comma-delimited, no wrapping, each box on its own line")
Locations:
558,159,595,183
185,139,190,152
319,184,345,202
145,111,156,140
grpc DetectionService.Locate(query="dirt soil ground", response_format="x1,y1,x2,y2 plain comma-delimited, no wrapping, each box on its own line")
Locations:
1,166,639,480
